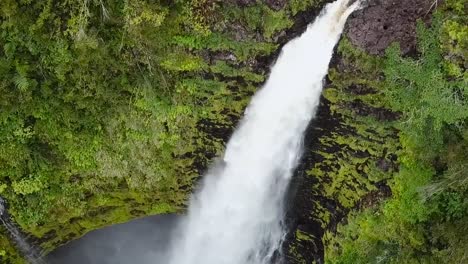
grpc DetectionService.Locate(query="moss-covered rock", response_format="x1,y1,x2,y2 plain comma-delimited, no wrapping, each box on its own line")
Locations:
283,0,437,262
283,42,399,262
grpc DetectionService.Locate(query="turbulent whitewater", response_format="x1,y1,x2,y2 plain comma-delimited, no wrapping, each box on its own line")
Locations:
168,1,360,263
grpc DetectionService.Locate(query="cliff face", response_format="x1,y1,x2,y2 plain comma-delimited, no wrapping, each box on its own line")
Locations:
1,0,456,263
283,0,435,262
0,1,333,262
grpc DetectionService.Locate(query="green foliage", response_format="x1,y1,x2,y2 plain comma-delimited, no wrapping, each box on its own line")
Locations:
12,176,46,195
0,0,291,260
383,18,467,163
261,7,293,40
289,0,324,15
439,0,468,73
325,2,468,263
223,2,293,40
286,11,400,261
173,32,277,62
210,61,265,83
160,52,207,72
0,232,25,264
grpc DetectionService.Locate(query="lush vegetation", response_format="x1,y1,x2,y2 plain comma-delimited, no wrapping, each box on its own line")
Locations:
0,0,329,262
0,0,465,263
325,1,467,263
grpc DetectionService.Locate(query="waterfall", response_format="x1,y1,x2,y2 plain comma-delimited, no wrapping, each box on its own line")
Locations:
168,1,360,263
0,197,46,264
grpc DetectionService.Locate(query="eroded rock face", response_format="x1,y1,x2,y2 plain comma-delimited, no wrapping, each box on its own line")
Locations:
283,0,433,263
346,0,433,55
264,0,287,10
225,0,288,10
225,0,256,6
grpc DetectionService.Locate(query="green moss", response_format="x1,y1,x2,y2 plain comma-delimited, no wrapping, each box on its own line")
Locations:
0,0,280,260
262,8,293,40
286,14,400,260
0,233,25,264
288,0,325,15
173,32,278,62
222,2,293,40
288,245,307,264
324,2,468,263
210,61,265,83
160,52,208,72
296,229,314,241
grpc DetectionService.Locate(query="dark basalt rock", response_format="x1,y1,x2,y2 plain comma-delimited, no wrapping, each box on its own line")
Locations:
227,0,288,10
264,0,287,11
282,0,433,263
225,0,256,6
346,0,434,55
347,99,400,121
283,97,346,264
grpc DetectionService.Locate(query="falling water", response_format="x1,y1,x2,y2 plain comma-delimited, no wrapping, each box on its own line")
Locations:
169,1,360,263
0,197,46,264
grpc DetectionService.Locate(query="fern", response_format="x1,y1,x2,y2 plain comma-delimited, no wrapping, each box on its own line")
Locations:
13,74,29,92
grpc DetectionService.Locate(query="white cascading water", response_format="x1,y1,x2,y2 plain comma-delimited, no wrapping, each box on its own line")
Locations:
168,1,360,263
